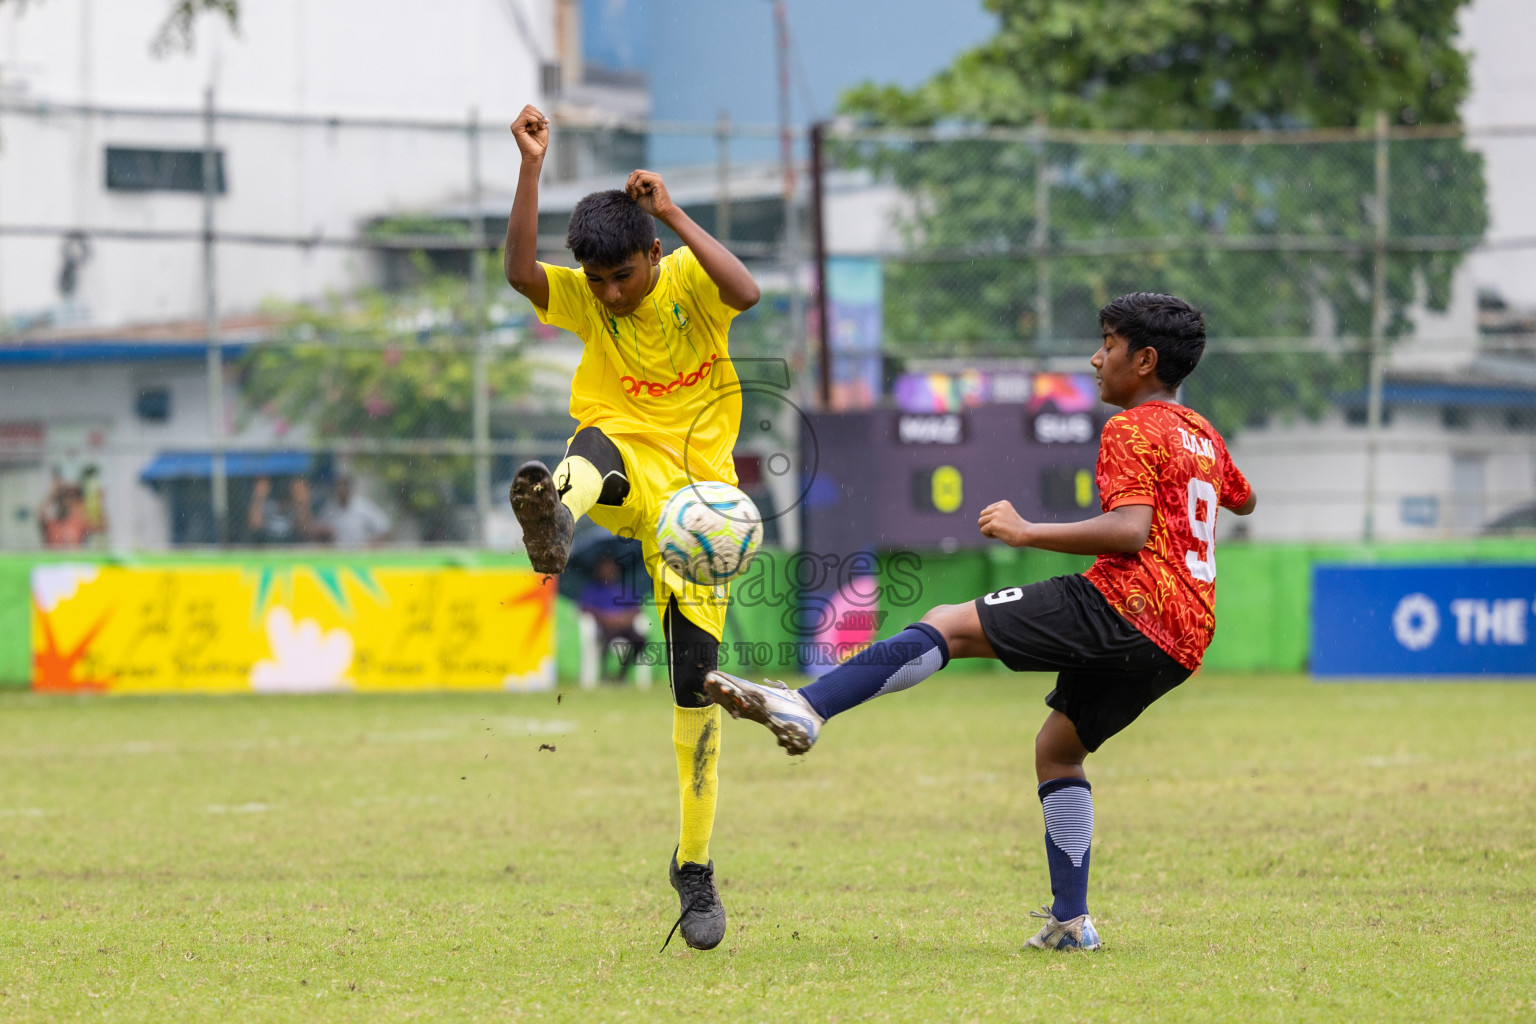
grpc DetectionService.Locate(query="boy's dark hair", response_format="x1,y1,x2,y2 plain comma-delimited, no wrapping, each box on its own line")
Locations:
1097,292,1207,389
566,189,655,268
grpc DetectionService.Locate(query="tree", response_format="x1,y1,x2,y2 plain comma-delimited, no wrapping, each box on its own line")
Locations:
239,260,531,542
839,0,1487,433
150,0,238,56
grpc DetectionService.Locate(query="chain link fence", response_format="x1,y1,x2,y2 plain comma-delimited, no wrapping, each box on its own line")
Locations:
0,98,804,553
1,98,1533,552
821,121,1536,543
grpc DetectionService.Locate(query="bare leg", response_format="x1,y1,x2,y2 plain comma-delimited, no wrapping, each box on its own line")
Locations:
918,601,999,660
1035,710,1089,783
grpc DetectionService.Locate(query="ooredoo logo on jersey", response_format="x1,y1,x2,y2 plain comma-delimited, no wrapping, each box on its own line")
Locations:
621,355,718,398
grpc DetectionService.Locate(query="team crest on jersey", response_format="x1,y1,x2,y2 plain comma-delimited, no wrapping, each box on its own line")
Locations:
671,302,692,333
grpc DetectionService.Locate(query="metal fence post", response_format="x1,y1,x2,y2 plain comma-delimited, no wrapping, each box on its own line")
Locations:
810,120,831,410
716,109,732,247
468,107,492,541
1362,110,1390,543
202,86,227,545
1032,115,1052,356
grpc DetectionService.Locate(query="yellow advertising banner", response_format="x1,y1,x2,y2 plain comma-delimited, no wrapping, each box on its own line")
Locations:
31,564,555,693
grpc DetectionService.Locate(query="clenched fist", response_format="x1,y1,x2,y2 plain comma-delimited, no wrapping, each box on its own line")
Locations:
625,169,676,221
511,104,550,163
979,500,1031,547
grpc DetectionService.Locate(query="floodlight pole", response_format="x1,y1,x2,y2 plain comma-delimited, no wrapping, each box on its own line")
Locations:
773,0,806,405
1362,110,1390,543
810,120,831,410
202,86,228,545
468,107,492,540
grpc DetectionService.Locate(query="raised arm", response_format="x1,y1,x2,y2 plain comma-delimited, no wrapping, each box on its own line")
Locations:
503,104,550,309
625,169,760,311
978,500,1153,556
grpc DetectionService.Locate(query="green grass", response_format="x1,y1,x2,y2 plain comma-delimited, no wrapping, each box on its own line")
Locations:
2,672,1534,1022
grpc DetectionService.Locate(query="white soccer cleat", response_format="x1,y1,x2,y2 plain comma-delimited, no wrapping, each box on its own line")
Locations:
1025,906,1102,951
704,670,824,756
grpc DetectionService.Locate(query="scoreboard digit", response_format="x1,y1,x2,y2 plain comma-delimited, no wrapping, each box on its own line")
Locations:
910,465,964,513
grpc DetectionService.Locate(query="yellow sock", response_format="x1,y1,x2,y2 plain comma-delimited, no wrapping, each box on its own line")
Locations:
553,455,602,520
673,704,721,866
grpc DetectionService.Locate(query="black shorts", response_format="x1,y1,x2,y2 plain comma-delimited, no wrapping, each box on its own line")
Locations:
974,574,1192,752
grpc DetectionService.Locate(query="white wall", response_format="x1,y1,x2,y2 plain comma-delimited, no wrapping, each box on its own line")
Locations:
0,0,554,122
0,0,554,328
1228,406,1536,542
1461,0,1536,307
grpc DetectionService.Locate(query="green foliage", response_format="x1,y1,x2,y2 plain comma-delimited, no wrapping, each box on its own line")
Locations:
150,0,238,55
840,0,1487,434
365,214,470,241
845,0,1472,131
239,261,528,541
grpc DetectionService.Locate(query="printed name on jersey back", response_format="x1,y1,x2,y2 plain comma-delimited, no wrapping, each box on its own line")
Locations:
1175,425,1216,463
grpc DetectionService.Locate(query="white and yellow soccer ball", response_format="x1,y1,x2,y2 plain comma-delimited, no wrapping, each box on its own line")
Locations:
656,480,763,587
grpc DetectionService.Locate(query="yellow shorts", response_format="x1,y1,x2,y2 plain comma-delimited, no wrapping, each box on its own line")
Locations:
575,432,731,642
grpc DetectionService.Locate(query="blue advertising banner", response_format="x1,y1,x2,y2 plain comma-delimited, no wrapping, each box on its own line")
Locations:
826,257,883,411
1312,565,1536,677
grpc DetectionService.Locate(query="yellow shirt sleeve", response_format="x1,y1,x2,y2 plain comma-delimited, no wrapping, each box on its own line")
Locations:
531,262,592,335
670,246,741,329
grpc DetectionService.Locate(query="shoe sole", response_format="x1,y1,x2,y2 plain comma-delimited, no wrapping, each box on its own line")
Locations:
509,461,571,575
704,673,813,756
1026,937,1101,951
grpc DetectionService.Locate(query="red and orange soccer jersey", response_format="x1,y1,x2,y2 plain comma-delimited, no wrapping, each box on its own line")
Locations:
1083,401,1252,670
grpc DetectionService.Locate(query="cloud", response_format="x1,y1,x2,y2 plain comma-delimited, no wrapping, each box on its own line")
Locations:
31,564,100,613
250,606,354,693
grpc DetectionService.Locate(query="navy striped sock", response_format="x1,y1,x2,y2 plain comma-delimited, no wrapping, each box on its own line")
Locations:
798,622,949,720
1039,777,1093,921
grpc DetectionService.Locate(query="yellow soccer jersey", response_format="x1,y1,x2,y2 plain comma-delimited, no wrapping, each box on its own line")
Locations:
533,246,742,485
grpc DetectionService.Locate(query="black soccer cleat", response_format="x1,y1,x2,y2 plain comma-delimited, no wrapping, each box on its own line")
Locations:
509,460,575,575
663,847,726,951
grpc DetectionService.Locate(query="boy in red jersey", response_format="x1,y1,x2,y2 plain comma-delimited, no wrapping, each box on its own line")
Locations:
705,292,1256,951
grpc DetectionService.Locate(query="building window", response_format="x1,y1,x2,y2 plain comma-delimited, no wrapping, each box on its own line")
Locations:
1344,405,1393,427
540,62,563,99
1441,405,1470,430
105,147,227,194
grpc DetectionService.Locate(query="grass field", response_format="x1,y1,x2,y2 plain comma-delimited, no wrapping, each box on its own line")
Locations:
2,671,1534,1023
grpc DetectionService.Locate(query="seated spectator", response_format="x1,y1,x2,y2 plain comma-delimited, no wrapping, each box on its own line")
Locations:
577,555,647,683
314,477,392,548
39,480,92,548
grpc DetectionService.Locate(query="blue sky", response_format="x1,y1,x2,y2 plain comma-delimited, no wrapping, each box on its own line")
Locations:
644,0,998,127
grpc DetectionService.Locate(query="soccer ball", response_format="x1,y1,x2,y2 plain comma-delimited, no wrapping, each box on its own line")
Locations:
656,481,762,586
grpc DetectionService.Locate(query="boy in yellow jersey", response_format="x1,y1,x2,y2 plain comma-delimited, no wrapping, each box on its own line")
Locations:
501,104,761,951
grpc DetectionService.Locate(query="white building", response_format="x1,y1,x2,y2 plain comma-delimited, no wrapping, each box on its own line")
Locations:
1460,0,1536,309
0,0,573,329
0,0,653,550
